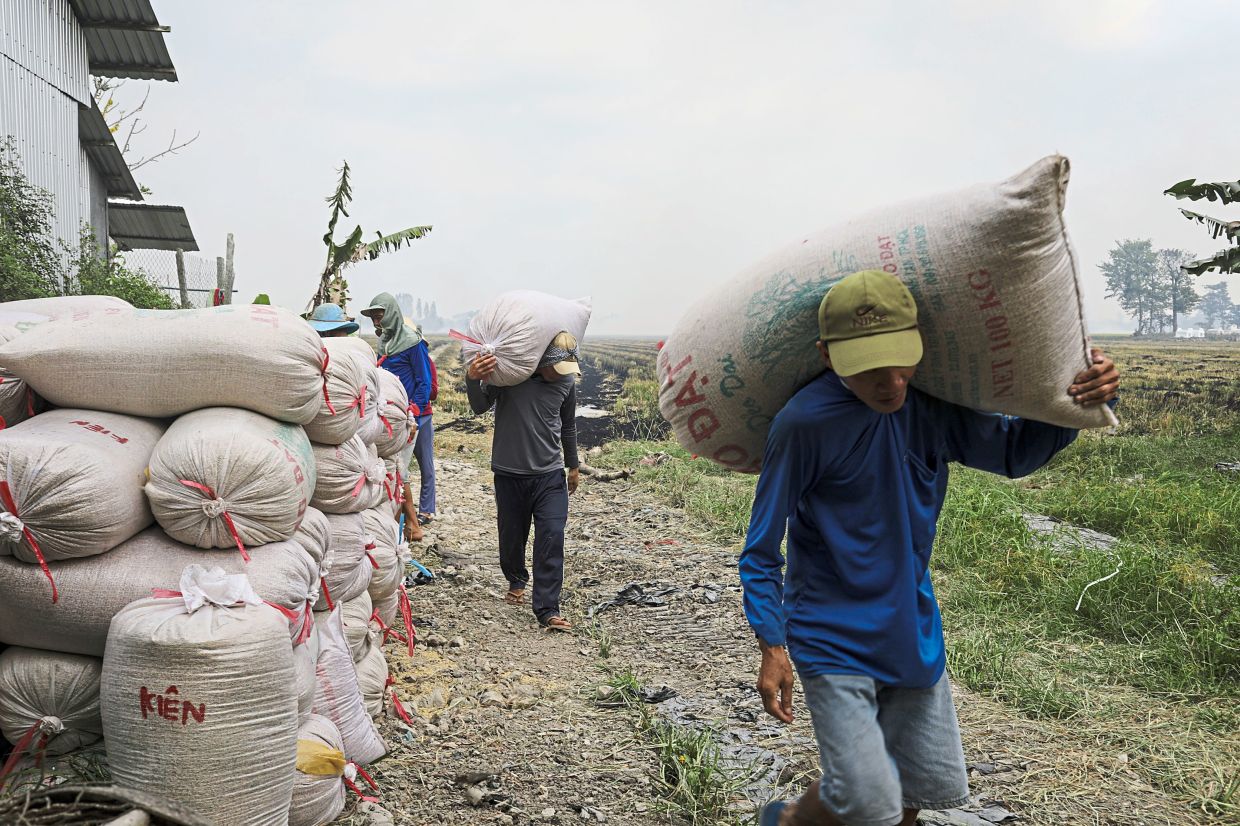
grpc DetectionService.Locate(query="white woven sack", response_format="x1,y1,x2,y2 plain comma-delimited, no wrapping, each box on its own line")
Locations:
0,647,102,757
311,607,386,765
0,528,317,657
101,569,300,825
362,509,401,620
372,369,412,459
146,408,316,554
657,156,1117,473
355,357,384,447
382,457,404,518
0,409,165,581
314,513,374,610
0,304,328,424
0,325,38,431
292,506,332,569
355,638,388,719
311,435,385,514
457,290,591,387
290,713,347,826
341,591,375,663
294,640,316,726
303,344,366,446
0,295,131,319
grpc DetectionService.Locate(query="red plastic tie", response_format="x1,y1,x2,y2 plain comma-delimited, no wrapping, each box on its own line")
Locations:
448,328,482,345
0,481,56,603
320,347,337,415
350,473,368,499
0,719,51,791
320,576,335,610
24,387,34,417
365,550,379,570
344,763,381,802
398,583,416,656
178,480,249,562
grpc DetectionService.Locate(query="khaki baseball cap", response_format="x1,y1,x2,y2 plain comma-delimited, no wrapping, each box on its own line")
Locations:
818,270,923,377
548,331,582,376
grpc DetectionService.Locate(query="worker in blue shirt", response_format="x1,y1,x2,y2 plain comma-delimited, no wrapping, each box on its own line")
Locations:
361,293,435,543
750,271,1120,826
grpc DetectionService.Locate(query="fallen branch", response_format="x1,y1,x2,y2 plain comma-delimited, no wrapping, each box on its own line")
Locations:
579,464,632,482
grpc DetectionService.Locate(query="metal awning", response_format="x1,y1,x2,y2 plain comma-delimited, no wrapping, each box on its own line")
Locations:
108,202,197,251
78,103,142,200
68,0,177,81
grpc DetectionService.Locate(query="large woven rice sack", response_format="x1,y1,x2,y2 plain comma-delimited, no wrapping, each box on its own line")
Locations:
0,528,317,657
292,506,332,568
0,410,165,594
101,568,299,825
315,513,373,609
0,326,39,431
0,304,328,424
311,435,386,514
355,638,388,719
0,295,131,320
0,647,102,757
372,369,412,458
363,509,401,621
290,714,347,826
656,156,1118,473
304,339,370,446
294,637,317,726
456,290,591,386
145,408,315,553
340,591,375,663
382,457,405,518
311,608,386,765
356,359,385,447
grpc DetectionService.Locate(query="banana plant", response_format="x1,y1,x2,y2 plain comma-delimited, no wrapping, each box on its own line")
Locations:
311,161,432,311
1164,178,1240,275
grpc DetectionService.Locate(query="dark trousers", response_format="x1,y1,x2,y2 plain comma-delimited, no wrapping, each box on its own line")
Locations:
494,470,568,622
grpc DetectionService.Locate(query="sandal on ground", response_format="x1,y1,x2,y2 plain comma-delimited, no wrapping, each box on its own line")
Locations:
503,589,526,605
541,615,572,632
418,512,434,526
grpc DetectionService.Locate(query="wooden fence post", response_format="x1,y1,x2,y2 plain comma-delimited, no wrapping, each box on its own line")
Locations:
175,249,189,308
225,233,236,304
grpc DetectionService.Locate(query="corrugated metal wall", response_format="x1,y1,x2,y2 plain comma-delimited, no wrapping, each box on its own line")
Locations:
0,0,97,250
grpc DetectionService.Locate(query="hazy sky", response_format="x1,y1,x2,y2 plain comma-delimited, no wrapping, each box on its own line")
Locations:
124,0,1239,335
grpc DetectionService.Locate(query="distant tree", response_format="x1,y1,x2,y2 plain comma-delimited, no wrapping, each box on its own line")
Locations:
1164,178,1240,275
1155,248,1200,334
430,300,438,319
1200,283,1233,330
416,297,424,318
312,161,432,312
1101,240,1160,334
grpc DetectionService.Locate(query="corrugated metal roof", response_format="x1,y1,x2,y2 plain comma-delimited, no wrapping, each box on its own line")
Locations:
68,0,176,81
108,202,197,251
77,101,142,200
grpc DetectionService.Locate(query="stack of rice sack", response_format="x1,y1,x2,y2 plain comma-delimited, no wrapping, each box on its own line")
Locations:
0,299,388,824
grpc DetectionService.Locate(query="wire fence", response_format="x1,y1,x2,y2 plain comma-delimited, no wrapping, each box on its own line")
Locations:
120,249,236,309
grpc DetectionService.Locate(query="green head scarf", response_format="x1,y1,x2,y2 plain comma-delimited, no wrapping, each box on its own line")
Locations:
363,292,422,357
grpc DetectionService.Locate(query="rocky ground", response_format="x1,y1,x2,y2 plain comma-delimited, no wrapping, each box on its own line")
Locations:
347,433,1207,826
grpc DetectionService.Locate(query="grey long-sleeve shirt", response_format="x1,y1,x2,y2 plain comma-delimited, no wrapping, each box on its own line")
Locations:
466,374,579,476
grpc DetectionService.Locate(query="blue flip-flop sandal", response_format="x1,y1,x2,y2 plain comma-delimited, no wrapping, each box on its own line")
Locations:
760,800,787,826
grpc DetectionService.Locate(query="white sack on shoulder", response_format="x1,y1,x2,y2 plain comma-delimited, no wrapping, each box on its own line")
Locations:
657,156,1116,473
0,528,317,657
311,435,386,514
0,304,328,424
145,408,315,552
101,571,300,825
0,409,165,578
457,289,591,387
0,647,102,757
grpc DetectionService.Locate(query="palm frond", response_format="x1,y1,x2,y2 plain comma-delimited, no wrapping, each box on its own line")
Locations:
1164,178,1240,204
363,225,433,260
324,161,353,238
1182,246,1240,276
331,225,366,270
1178,209,1240,243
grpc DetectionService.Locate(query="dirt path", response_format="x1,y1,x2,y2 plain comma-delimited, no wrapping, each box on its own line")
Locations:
358,443,1205,826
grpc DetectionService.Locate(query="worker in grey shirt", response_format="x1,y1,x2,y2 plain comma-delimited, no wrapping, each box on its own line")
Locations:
466,331,581,631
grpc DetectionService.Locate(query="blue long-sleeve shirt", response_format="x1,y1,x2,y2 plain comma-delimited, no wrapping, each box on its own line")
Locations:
379,341,432,416
739,372,1079,688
